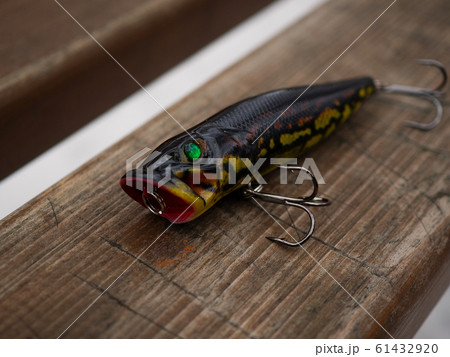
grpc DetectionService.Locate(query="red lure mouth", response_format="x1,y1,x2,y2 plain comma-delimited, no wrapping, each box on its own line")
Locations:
119,176,196,223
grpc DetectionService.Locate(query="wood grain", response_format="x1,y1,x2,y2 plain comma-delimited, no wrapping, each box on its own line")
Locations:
0,0,273,179
1,0,450,338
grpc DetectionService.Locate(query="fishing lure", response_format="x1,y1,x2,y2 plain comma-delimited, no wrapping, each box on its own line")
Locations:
121,59,446,246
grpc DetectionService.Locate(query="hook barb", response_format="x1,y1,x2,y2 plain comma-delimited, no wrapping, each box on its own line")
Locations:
244,165,329,247
266,201,315,246
415,59,447,91
376,58,447,131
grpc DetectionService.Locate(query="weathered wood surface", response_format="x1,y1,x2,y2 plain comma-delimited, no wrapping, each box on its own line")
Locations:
1,0,450,338
0,0,273,179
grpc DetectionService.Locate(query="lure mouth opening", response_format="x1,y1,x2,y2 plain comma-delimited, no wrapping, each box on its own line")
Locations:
142,191,166,215
120,174,202,223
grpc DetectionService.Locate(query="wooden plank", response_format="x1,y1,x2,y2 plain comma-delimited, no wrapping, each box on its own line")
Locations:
0,0,273,179
1,0,450,338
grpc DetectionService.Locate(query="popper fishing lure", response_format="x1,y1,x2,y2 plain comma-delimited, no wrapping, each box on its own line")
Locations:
121,59,446,246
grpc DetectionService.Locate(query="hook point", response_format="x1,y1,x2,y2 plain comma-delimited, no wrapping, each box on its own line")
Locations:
415,58,447,91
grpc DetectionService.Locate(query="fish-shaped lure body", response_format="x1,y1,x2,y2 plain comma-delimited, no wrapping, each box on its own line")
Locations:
120,77,375,223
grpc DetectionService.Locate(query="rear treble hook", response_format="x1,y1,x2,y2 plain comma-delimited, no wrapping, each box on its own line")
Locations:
375,59,447,130
243,165,330,247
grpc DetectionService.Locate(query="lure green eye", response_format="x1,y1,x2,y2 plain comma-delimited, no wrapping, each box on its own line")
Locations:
183,142,202,161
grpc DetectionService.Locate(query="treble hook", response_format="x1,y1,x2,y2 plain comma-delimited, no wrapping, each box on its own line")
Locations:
243,165,330,247
375,59,447,130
